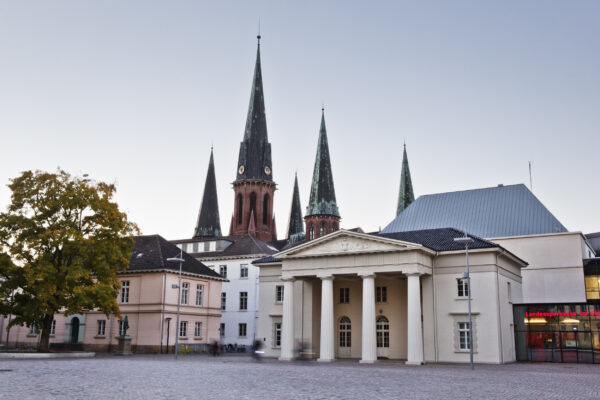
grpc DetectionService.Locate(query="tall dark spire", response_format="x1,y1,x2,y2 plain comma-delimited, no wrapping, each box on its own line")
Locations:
287,173,304,242
235,35,273,182
396,143,415,216
194,148,222,238
306,109,339,218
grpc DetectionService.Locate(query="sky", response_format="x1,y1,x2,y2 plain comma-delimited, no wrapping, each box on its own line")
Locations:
1,1,599,240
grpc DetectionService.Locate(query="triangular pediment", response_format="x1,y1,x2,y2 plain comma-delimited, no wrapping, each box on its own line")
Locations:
281,230,422,259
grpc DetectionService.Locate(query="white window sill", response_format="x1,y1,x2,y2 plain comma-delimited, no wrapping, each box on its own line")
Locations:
94,335,106,339
179,337,188,340
455,350,478,354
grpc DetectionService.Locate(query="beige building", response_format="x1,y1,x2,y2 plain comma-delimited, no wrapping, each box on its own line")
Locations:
2,235,225,353
255,229,526,364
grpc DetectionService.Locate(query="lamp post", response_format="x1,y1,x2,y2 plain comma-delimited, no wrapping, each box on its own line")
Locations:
165,317,172,354
454,232,475,370
167,250,185,359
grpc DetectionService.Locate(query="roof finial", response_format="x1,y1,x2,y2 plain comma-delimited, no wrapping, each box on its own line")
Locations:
321,103,324,113
257,18,261,44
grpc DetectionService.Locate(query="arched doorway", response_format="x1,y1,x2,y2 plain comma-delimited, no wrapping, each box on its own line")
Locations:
376,316,390,359
70,317,80,344
338,316,351,358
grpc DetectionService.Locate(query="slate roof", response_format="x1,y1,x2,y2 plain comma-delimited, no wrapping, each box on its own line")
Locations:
377,228,499,252
127,235,223,279
235,36,273,182
194,148,222,238
173,234,279,259
287,173,304,240
306,109,340,218
253,228,501,264
382,184,567,238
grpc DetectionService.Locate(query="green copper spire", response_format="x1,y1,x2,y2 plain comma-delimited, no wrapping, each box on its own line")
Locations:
194,148,222,238
396,143,415,216
306,109,340,218
236,35,273,182
287,173,304,242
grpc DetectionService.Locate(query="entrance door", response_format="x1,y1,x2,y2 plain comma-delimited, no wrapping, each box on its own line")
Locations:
338,317,351,358
376,316,390,359
71,317,80,344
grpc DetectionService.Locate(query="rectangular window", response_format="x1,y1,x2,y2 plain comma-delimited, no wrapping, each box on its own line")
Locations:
120,281,130,303
339,287,350,304
457,278,469,298
181,282,189,305
179,321,187,338
49,320,56,336
376,286,387,303
29,325,36,335
273,322,282,348
240,264,248,279
97,320,106,336
219,265,227,278
196,284,204,306
275,285,284,303
239,323,247,337
194,322,202,338
118,320,126,336
239,292,248,311
458,322,471,350
220,323,225,337
221,292,226,310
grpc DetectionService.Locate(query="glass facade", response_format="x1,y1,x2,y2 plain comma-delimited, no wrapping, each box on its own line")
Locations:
584,258,600,301
514,303,600,363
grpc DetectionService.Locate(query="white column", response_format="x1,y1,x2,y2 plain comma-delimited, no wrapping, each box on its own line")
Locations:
279,278,295,361
360,274,377,363
318,275,334,362
406,273,424,365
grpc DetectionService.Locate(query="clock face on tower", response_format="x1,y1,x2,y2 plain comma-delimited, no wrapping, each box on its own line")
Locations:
264,166,271,175
238,165,245,175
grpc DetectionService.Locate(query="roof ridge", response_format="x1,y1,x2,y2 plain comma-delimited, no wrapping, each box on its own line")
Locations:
419,183,525,198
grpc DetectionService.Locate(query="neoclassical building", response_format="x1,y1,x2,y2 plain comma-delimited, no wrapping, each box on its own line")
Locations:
254,228,526,364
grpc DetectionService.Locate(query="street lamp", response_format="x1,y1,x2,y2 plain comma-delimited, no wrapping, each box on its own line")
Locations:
167,250,185,359
454,232,475,370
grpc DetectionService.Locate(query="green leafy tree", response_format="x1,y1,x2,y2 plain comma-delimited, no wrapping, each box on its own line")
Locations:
0,170,138,351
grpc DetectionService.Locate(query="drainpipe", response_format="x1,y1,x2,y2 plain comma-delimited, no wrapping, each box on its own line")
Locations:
495,251,504,363
160,271,167,354
108,313,114,353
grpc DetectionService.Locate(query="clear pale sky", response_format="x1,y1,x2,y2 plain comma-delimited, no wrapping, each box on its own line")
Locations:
1,1,599,240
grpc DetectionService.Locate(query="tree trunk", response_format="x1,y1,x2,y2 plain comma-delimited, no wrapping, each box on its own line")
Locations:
38,313,54,352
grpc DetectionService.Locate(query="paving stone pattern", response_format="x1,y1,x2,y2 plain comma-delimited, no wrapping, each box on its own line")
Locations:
1,355,599,399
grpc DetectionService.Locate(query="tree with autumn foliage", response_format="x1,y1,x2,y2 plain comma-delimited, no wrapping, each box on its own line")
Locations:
0,169,138,351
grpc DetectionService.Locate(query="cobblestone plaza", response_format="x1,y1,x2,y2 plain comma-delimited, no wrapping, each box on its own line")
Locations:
1,355,599,399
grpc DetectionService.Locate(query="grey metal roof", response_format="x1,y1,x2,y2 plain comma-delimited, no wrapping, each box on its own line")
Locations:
381,184,567,238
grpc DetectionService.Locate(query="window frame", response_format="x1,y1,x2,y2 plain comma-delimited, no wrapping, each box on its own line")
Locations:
120,281,130,304
457,278,470,298
195,284,204,306
181,282,189,305
339,287,350,304
219,265,227,279
275,285,284,303
239,291,248,311
376,286,387,303
273,322,282,348
221,292,227,310
179,321,188,338
97,320,106,337
458,322,471,350
240,264,248,279
220,323,225,337
239,323,247,338
194,321,202,338
49,319,56,336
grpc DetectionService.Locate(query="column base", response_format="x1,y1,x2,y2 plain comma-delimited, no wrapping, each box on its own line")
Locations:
405,360,425,365
359,359,377,364
317,358,333,363
279,357,294,361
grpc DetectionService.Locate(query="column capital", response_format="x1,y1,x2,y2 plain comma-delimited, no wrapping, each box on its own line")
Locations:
281,277,296,282
405,272,423,277
359,273,376,279
317,274,333,280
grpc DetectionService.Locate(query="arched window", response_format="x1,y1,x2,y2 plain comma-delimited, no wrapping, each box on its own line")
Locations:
339,317,351,348
263,194,270,225
376,316,389,348
308,224,315,240
319,222,328,237
249,193,257,225
236,194,243,225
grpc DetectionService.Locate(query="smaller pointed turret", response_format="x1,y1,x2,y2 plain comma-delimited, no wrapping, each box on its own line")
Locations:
194,148,222,238
396,143,415,216
304,108,340,241
287,173,304,243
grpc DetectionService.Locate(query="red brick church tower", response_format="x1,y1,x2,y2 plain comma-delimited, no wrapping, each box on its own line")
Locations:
230,35,277,242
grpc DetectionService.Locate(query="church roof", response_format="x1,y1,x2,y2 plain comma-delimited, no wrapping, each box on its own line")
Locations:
127,235,223,279
306,109,339,217
382,184,567,238
397,144,415,216
194,148,222,238
235,36,273,182
287,173,304,241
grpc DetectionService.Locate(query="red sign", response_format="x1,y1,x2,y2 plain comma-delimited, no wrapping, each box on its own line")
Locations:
525,311,600,318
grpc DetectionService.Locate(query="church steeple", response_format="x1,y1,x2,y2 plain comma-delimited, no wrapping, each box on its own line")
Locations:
230,36,277,242
194,148,222,238
235,35,272,182
396,143,415,216
304,108,340,241
287,173,304,243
